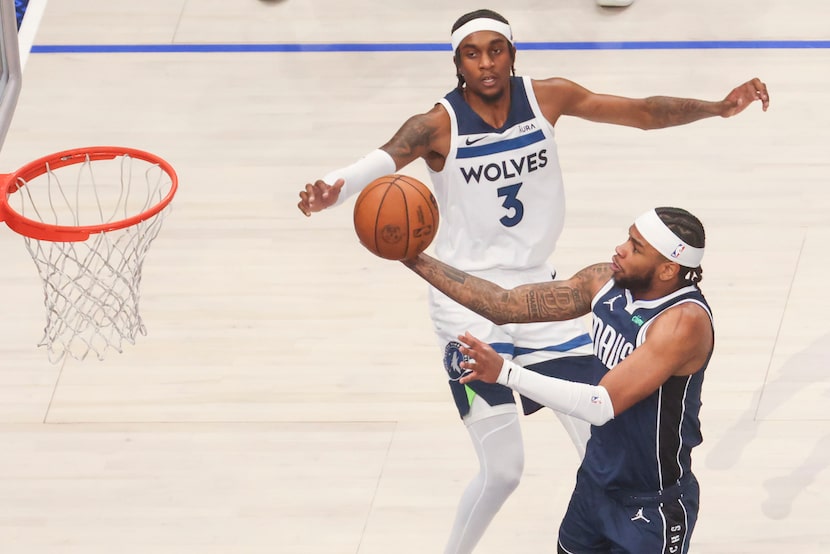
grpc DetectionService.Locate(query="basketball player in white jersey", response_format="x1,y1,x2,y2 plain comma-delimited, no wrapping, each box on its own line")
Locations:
297,9,768,553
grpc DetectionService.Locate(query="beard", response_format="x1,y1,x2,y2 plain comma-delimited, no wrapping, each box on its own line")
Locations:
614,268,655,296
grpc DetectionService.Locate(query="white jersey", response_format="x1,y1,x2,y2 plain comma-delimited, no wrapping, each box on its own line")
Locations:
428,76,565,272
426,76,591,374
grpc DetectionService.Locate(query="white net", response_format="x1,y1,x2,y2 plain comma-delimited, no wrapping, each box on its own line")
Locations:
7,151,175,363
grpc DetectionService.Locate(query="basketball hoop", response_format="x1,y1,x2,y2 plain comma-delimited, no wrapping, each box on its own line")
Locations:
0,146,178,363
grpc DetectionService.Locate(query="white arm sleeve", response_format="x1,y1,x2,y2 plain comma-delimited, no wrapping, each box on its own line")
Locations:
498,360,615,426
322,149,397,207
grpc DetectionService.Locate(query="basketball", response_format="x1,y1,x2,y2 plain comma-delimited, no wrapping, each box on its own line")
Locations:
353,174,439,261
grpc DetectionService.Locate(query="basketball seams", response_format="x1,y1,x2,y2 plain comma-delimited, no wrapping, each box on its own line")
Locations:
399,175,439,224
399,177,438,258
353,174,438,261
391,182,411,259
354,180,387,256
374,183,395,257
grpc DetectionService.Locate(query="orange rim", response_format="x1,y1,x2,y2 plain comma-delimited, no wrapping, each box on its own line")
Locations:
0,146,178,242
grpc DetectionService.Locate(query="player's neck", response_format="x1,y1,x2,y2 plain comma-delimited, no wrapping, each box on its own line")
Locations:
463,86,511,129
629,282,690,302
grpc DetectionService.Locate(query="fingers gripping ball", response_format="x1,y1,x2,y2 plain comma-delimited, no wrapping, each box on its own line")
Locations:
353,175,439,260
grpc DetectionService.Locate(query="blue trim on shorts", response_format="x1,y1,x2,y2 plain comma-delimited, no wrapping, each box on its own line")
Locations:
447,334,594,419
490,333,592,357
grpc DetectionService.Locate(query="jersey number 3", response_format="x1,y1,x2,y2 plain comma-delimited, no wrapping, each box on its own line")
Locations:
497,183,524,227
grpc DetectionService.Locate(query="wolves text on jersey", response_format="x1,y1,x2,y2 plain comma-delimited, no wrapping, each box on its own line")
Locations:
459,149,548,184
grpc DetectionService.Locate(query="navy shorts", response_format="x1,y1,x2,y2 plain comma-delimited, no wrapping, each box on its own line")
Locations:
443,341,601,418
558,469,700,554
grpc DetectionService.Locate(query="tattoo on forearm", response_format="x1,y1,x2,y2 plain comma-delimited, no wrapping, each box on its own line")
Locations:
526,287,584,320
645,96,714,126
526,290,540,318
406,256,514,322
441,266,467,284
405,257,612,325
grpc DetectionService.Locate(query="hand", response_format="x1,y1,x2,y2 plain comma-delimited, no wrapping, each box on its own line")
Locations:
721,78,770,117
297,178,345,216
457,331,507,385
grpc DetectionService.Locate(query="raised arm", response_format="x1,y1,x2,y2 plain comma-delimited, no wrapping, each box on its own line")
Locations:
297,104,450,216
403,253,611,325
534,77,769,130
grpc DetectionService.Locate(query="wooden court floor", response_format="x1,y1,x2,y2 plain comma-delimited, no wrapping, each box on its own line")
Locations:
0,1,828,552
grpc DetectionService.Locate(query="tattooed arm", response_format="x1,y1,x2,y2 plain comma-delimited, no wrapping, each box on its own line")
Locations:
402,253,613,325
534,77,769,130
380,104,451,172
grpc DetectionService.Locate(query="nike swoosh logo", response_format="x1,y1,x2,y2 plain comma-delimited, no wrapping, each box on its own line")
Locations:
465,136,487,146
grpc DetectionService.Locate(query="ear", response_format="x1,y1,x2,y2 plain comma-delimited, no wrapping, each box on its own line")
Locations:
657,261,680,283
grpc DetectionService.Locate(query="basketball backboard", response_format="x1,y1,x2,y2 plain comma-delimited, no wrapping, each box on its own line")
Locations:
0,0,22,151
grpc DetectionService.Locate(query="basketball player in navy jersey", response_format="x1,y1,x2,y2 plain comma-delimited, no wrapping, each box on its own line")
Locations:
402,207,712,553
297,9,765,553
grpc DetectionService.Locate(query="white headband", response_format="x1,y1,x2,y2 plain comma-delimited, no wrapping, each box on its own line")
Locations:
634,209,704,268
451,18,514,52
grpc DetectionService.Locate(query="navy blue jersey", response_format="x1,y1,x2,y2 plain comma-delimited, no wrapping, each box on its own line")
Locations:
582,279,714,493
444,75,538,135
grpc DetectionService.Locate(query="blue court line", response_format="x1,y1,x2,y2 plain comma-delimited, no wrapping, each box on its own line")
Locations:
29,40,830,54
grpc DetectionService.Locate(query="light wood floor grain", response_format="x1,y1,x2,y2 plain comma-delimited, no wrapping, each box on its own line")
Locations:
0,1,828,552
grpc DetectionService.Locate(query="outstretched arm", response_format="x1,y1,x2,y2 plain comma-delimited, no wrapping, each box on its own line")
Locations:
456,301,714,423
297,105,449,216
402,253,611,324
535,77,769,130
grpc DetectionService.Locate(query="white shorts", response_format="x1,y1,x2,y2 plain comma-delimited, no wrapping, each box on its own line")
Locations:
427,264,595,419
428,264,593,366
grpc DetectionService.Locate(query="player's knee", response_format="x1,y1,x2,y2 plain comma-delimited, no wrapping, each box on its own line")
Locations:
486,448,523,494
492,468,521,496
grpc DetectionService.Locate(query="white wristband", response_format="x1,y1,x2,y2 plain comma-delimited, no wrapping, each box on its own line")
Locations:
322,149,397,207
498,360,615,426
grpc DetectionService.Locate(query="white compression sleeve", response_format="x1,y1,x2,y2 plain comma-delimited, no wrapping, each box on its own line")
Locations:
322,149,397,207
498,360,615,426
